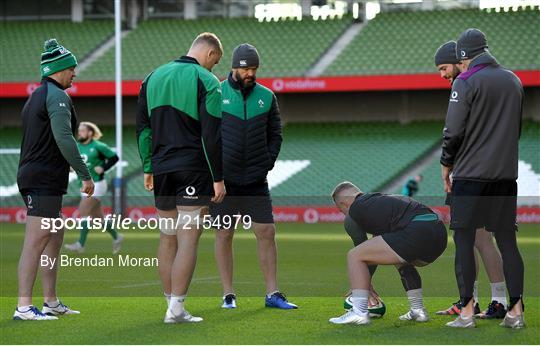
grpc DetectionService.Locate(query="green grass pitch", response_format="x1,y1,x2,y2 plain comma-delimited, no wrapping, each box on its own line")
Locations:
0,222,538,344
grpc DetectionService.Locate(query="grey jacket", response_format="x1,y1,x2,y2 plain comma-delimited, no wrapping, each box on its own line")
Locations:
440,52,523,181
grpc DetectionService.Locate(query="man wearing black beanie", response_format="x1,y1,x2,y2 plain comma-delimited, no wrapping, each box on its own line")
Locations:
434,41,460,84
434,41,508,321
211,43,297,310
441,28,525,329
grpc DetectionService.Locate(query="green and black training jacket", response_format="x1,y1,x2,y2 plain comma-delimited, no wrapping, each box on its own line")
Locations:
136,56,223,181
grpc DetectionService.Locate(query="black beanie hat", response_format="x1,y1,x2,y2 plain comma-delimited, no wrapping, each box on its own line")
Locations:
434,41,459,66
232,43,260,68
456,28,488,60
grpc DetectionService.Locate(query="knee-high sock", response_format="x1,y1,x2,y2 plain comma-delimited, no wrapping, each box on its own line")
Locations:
453,229,477,306
78,220,89,246
494,228,524,309
106,222,118,240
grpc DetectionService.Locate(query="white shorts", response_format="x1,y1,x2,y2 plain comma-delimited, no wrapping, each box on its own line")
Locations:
81,179,108,200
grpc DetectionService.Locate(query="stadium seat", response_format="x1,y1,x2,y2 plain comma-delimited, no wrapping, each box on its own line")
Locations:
325,7,540,76
1,20,114,82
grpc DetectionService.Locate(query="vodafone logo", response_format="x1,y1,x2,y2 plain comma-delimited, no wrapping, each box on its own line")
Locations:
15,209,27,223
186,186,196,196
460,50,466,57
450,91,459,102
129,208,144,221
303,208,319,224
272,79,284,92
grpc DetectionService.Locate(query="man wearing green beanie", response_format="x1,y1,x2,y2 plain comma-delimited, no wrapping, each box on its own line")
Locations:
15,39,94,321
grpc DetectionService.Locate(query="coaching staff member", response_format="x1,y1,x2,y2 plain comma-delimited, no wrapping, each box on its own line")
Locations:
15,39,93,321
434,41,508,320
441,29,525,329
136,32,226,323
212,44,297,310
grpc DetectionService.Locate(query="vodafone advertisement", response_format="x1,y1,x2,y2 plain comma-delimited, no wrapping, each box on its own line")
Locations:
1,206,539,224
1,70,539,98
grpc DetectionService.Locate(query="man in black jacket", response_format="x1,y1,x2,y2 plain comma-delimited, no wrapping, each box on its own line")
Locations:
441,29,525,329
212,44,297,309
15,39,93,321
434,40,508,320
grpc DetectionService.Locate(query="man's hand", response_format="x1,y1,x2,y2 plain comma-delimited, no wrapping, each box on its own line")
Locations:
81,179,95,197
94,166,104,175
144,173,154,191
441,164,453,193
212,180,226,203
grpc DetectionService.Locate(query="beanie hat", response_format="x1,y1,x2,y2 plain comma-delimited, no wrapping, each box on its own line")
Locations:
232,43,260,68
40,39,78,77
456,28,488,61
434,41,459,66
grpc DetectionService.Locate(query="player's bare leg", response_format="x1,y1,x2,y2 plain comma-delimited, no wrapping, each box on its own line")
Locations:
157,208,178,300
252,222,278,294
165,206,204,323
474,227,507,318
41,227,64,304
17,216,53,307
330,236,402,325
348,236,403,289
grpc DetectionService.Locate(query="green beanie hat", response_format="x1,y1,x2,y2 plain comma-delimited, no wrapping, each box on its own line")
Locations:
40,39,78,77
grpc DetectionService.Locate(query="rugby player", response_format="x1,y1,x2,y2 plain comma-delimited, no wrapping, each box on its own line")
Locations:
434,41,507,319
64,121,123,254
136,33,226,323
441,29,525,329
329,182,447,325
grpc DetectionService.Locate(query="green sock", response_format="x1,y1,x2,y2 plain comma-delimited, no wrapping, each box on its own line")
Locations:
78,220,89,246
106,223,118,240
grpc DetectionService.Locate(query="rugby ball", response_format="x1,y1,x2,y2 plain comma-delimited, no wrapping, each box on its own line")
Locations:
344,296,387,318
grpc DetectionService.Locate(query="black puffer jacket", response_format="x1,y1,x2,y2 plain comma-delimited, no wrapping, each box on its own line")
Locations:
221,74,282,185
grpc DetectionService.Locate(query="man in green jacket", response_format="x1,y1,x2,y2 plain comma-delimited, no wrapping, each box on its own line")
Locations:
15,39,94,321
136,32,226,323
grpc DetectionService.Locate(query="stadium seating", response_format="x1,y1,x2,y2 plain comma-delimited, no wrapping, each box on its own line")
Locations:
409,121,540,199
2,121,538,208
1,20,113,82
270,121,442,205
325,6,540,76
81,17,350,80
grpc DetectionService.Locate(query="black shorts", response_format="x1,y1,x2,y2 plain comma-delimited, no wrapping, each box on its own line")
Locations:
210,179,274,227
20,189,63,218
450,179,517,232
382,219,448,266
153,170,213,210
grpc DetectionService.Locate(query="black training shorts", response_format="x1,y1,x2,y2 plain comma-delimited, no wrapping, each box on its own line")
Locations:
153,170,213,210
20,189,63,218
382,219,448,266
210,179,274,227
450,179,517,232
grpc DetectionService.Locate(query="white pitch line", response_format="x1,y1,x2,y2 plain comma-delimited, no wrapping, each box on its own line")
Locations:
113,275,221,289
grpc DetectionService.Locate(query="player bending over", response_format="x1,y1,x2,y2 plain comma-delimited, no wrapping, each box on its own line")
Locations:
65,122,123,254
329,182,447,325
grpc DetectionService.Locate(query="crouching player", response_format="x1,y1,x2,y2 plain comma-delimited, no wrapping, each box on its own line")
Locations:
329,182,447,325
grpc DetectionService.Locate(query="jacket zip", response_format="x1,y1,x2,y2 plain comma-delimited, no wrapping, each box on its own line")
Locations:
242,93,247,185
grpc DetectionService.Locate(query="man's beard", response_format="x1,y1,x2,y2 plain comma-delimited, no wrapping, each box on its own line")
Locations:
235,71,255,88
78,136,89,143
